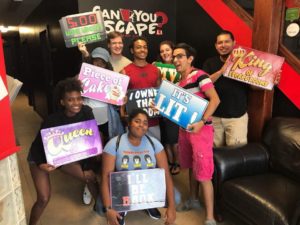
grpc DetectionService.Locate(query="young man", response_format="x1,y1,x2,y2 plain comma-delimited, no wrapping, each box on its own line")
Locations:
120,36,161,141
202,30,249,147
107,31,132,72
173,43,220,225
78,31,131,73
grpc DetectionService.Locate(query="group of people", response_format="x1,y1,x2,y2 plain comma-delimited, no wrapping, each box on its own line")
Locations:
28,30,250,225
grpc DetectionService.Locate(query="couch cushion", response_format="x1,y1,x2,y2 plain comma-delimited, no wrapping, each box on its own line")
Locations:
263,117,300,182
222,173,300,225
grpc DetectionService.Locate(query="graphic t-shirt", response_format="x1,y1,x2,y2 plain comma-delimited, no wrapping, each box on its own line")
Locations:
154,62,181,83
104,133,163,171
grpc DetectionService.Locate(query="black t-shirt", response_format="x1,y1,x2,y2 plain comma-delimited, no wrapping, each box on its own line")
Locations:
203,56,248,118
29,105,94,166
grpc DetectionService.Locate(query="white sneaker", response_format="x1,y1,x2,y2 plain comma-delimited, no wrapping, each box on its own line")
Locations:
176,198,201,211
83,184,92,205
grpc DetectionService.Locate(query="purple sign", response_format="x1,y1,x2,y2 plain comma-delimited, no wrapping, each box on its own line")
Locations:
79,62,130,106
110,169,166,212
41,119,102,167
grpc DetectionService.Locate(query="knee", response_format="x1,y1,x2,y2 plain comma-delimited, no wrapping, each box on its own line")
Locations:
36,194,51,207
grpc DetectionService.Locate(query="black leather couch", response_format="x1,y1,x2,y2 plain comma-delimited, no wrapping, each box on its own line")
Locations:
213,117,300,225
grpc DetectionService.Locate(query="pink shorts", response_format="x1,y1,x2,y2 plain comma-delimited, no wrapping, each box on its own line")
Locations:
178,125,214,181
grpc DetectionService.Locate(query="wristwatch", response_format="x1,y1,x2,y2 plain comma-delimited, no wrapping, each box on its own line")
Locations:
201,118,209,125
102,206,112,213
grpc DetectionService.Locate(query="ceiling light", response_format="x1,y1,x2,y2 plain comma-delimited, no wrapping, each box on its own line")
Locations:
0,26,9,33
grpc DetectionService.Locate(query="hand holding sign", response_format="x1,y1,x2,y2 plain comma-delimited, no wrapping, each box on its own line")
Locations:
39,163,56,172
155,80,208,129
223,45,285,90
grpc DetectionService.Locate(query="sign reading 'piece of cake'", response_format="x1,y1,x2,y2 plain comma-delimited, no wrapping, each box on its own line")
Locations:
223,45,284,90
78,63,130,106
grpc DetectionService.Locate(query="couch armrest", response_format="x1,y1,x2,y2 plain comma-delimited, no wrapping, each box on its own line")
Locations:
213,143,269,200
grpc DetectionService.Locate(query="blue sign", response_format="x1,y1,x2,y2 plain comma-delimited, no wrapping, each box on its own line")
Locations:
155,80,208,129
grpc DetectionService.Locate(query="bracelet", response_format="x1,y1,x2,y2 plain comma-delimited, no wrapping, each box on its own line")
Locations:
201,118,208,125
102,206,112,213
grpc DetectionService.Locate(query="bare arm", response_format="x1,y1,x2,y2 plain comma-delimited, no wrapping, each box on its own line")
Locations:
78,42,89,58
155,150,176,225
101,152,122,225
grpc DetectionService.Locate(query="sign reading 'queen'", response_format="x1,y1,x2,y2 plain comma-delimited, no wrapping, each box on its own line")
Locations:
41,119,102,167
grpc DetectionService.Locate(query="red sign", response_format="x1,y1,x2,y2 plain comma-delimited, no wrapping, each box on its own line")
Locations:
0,34,19,160
223,45,285,90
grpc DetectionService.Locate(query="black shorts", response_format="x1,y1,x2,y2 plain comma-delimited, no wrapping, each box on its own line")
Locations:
160,118,179,145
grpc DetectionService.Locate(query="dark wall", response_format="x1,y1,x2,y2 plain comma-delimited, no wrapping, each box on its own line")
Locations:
175,0,299,117
20,0,79,118
3,32,21,78
15,0,299,118
176,0,221,68
78,0,176,63
273,87,300,117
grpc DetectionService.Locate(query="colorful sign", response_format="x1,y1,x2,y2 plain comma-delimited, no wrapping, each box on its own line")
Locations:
155,80,208,129
285,8,300,21
223,45,285,90
110,168,166,212
41,119,102,167
154,62,181,83
78,63,130,106
126,88,159,118
102,8,169,36
59,6,106,48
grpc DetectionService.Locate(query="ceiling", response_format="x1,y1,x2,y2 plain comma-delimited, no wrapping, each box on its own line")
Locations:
0,0,42,27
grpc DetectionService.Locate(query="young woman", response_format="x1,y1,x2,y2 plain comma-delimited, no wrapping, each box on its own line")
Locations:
27,78,99,225
101,109,176,225
77,45,125,205
153,41,181,175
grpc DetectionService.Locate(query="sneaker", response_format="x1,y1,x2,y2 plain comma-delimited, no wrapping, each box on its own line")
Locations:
204,219,217,225
176,198,201,211
83,184,92,205
146,208,161,219
118,212,126,225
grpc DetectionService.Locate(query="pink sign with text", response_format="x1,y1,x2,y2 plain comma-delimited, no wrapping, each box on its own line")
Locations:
224,45,285,90
79,63,130,105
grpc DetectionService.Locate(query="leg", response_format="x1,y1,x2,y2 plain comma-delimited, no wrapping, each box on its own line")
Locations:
164,143,174,164
212,116,225,147
60,162,98,200
170,144,180,175
189,169,199,200
28,164,51,225
200,180,215,221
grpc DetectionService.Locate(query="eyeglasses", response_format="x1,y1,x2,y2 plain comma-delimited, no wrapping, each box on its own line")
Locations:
173,54,186,61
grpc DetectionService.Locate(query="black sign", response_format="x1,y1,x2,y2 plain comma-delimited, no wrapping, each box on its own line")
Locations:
110,169,166,212
126,88,159,118
59,6,107,48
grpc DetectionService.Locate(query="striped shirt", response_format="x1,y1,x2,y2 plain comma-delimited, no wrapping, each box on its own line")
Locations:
177,69,213,99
